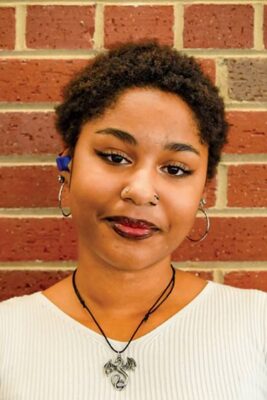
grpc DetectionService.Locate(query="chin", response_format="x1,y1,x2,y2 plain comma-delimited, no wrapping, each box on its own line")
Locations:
100,247,170,272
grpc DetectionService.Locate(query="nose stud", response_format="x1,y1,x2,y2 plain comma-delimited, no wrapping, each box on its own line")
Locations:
150,194,160,206
121,187,160,206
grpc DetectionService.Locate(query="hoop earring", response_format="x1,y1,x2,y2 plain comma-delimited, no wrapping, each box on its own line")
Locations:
58,175,71,218
187,199,210,243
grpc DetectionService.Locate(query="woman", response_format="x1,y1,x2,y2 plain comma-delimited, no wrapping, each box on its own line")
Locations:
0,41,266,399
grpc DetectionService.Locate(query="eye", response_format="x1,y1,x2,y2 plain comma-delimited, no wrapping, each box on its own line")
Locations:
95,150,131,165
162,164,192,177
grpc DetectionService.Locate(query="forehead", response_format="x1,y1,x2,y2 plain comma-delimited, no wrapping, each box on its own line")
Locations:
100,88,199,140
112,87,196,116
79,87,204,152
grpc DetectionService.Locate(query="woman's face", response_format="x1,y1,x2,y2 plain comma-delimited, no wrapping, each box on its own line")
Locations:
69,88,208,271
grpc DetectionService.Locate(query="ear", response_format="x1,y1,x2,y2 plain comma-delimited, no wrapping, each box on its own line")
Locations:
56,150,72,186
202,186,207,199
200,180,209,204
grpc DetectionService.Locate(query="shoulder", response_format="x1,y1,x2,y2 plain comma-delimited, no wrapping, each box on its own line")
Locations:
209,281,267,305
0,292,44,329
208,282,267,348
0,291,42,311
199,281,267,334
207,281,267,315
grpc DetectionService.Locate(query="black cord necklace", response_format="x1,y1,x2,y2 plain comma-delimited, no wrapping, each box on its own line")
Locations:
72,265,176,391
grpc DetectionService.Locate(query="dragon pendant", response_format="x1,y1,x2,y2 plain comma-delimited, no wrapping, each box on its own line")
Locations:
104,354,137,390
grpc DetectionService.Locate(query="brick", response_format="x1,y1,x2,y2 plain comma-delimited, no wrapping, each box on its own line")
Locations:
0,59,215,104
26,5,95,49
205,176,217,208
227,165,267,207
184,5,253,49
226,59,267,102
197,59,215,82
224,112,267,154
0,219,77,261
0,270,71,301
0,112,62,155
0,7,15,50
224,271,267,292
172,217,267,261
0,59,87,102
104,6,174,48
264,6,267,49
0,166,60,208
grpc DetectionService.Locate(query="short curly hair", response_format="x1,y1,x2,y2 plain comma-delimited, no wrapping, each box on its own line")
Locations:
55,41,228,179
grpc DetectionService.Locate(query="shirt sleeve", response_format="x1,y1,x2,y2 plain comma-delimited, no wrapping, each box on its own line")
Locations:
256,290,267,365
264,292,267,365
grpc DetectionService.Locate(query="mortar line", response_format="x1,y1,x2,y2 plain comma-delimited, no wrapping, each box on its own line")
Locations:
214,163,228,209
0,108,55,112
0,208,266,218
1,103,267,112
0,156,56,165
102,1,267,4
1,262,267,272
221,154,267,163
215,58,229,101
173,2,184,50
0,104,263,114
220,268,267,277
101,0,267,3
221,160,267,165
254,3,265,50
0,262,75,271
1,49,267,58
1,154,267,165
0,50,97,58
173,261,267,269
184,49,267,57
15,4,26,51
213,269,224,283
2,1,267,4
225,103,267,111
0,211,63,218
1,1,99,5
0,103,57,111
93,2,104,50
207,209,267,216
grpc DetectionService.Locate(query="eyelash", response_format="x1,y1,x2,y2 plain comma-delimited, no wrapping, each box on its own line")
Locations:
95,150,193,177
96,150,130,165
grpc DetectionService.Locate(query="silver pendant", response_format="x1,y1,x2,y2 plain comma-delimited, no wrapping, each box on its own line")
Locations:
104,354,137,391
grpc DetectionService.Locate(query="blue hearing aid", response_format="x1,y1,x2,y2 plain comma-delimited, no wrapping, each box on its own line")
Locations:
56,154,72,172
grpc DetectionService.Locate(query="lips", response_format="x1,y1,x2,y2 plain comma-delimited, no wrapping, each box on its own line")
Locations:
105,216,160,239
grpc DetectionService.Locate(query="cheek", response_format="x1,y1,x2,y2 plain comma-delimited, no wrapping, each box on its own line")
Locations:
166,181,205,234
69,167,120,219
172,200,199,230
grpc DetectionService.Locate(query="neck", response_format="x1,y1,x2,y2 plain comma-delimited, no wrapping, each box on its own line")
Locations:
74,253,174,317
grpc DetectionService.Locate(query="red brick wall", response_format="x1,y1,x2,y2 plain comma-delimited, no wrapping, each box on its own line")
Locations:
0,1,266,300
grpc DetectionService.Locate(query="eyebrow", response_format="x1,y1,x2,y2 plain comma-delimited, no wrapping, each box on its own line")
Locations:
164,142,200,156
95,128,137,146
94,127,200,156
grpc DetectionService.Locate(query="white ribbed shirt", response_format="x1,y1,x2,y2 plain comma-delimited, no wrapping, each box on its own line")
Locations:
0,281,266,400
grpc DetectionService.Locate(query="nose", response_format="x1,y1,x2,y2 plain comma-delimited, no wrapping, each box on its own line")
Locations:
120,168,159,206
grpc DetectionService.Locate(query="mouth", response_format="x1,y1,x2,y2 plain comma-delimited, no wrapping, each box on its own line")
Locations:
104,216,160,240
